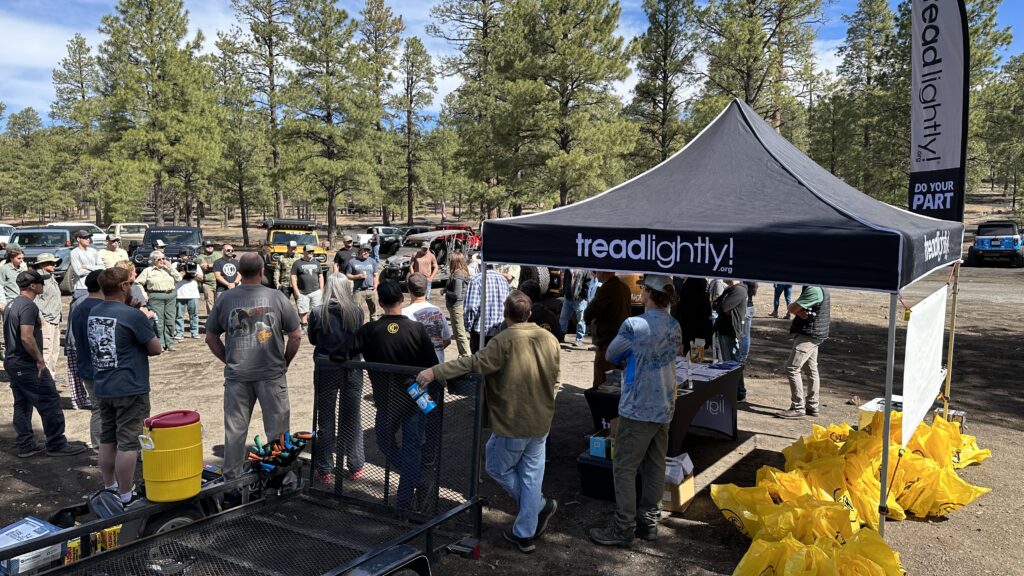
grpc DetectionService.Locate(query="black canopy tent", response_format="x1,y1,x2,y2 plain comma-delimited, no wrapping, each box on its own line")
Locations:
476,99,965,536
481,99,963,293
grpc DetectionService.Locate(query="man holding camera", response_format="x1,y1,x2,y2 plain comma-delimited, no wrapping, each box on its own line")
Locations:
776,285,830,419
174,250,203,339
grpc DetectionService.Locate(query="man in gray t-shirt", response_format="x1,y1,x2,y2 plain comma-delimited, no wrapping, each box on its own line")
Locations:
206,253,302,479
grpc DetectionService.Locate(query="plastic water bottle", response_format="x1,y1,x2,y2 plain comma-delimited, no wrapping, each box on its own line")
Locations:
406,382,437,414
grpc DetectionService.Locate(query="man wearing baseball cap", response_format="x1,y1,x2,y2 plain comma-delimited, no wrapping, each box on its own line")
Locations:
275,241,300,300
99,236,130,269
345,244,379,322
3,270,86,457
290,244,324,332
332,235,356,275
30,254,63,374
198,240,220,314
590,274,681,548
69,229,105,301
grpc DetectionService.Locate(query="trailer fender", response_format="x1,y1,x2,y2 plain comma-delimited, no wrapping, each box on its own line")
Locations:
347,544,431,576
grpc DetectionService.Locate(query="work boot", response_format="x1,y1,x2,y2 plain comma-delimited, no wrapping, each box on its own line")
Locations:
589,524,634,548
503,529,536,554
635,521,658,541
534,498,559,538
806,407,820,417
47,444,87,457
776,408,806,419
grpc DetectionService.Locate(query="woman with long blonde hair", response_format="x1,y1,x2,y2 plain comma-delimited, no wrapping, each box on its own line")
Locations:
307,273,364,483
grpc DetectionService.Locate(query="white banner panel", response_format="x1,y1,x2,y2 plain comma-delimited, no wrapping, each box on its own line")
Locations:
901,285,948,446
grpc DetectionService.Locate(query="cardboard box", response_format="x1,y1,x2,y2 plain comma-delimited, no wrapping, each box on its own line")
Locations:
857,395,904,430
931,406,967,429
662,474,695,514
0,517,66,576
589,429,615,459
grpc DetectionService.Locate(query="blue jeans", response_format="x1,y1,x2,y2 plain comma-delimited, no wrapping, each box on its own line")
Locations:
175,298,199,337
772,284,793,315
372,244,380,261
5,361,69,452
717,333,746,398
738,305,754,362
559,297,588,343
375,408,425,510
485,433,548,539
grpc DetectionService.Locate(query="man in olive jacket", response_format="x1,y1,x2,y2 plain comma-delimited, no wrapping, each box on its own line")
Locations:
415,290,560,554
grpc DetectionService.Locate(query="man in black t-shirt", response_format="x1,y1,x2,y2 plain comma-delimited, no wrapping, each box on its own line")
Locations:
290,245,324,331
342,280,439,511
713,280,748,401
3,270,85,457
332,234,356,275
213,244,240,293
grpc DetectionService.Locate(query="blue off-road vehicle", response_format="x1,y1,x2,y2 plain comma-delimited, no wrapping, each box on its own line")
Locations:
966,220,1024,267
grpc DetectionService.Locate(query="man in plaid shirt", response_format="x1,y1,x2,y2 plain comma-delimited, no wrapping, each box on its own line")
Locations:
463,267,510,353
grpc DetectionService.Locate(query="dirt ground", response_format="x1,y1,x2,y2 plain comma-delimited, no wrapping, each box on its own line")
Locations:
0,195,1021,575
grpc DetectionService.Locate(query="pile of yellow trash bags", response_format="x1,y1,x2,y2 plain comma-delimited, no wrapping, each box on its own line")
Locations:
711,412,991,575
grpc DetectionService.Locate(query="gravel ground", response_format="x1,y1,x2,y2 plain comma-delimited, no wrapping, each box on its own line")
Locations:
0,206,1020,575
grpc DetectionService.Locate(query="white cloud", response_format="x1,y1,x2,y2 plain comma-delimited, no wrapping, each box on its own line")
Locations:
814,38,844,74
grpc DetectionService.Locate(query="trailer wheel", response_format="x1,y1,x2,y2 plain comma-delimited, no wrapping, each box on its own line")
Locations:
389,570,420,576
142,507,205,536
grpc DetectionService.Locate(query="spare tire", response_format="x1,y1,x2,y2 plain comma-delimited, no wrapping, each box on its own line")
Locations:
535,266,550,295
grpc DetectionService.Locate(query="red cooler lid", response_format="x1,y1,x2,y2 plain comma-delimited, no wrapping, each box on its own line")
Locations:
145,410,200,429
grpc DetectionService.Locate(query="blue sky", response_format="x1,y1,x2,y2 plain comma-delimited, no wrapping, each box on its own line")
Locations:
0,0,1021,123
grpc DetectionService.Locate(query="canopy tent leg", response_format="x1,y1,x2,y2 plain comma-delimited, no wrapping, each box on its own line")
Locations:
479,255,488,351
878,293,898,538
942,262,961,418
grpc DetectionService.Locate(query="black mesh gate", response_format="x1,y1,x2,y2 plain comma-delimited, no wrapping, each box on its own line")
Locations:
38,359,483,576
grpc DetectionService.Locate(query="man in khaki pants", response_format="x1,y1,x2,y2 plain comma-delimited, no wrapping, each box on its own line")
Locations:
31,254,63,374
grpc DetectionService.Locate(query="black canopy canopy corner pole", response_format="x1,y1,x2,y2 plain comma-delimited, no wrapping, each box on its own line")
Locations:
878,293,899,538
479,254,488,351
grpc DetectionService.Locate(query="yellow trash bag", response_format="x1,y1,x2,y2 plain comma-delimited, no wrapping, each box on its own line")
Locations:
756,465,813,503
862,410,904,445
797,455,857,513
710,484,774,538
833,528,906,576
883,449,990,518
919,415,992,469
783,427,842,471
755,496,859,545
782,541,839,576
843,452,905,529
733,535,804,576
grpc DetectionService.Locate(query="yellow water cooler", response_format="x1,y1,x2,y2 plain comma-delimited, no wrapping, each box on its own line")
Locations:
140,410,203,502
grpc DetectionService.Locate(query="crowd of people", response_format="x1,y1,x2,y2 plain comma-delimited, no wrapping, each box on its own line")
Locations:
0,229,832,553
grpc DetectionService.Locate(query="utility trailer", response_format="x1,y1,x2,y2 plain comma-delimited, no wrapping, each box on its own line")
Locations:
0,360,484,576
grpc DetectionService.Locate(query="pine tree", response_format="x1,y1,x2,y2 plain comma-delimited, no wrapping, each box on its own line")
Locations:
215,33,270,246
625,0,696,172
497,0,636,208
285,0,375,241
357,0,405,225
394,37,437,225
98,0,209,225
230,0,291,218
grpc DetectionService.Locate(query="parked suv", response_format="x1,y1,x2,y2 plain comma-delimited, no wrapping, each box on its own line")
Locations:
0,228,74,293
106,222,149,253
966,220,1023,267
133,227,204,270
0,224,14,247
46,222,107,243
263,218,329,272
357,226,403,256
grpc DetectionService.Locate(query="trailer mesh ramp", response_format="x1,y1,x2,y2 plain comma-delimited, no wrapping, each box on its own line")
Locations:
58,495,418,575
308,361,482,536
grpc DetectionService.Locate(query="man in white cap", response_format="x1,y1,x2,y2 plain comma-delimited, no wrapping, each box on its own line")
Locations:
69,229,105,301
30,254,63,374
275,240,300,301
290,244,323,332
99,236,129,269
590,274,682,548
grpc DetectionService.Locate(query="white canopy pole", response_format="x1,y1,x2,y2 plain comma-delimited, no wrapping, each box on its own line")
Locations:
942,263,961,418
878,293,898,537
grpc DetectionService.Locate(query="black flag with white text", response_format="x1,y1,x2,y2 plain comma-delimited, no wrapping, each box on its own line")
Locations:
908,0,969,222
